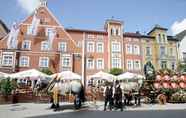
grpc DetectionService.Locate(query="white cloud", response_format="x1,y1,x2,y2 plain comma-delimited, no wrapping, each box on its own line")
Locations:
171,19,186,54
17,0,40,14
171,19,186,35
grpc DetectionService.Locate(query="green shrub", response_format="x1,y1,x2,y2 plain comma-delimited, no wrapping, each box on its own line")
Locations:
109,68,123,76
0,78,13,96
40,68,53,75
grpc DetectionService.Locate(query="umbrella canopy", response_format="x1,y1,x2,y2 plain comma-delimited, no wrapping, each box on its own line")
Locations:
0,72,9,78
117,72,137,81
52,71,81,80
10,69,50,80
120,82,139,91
90,71,115,81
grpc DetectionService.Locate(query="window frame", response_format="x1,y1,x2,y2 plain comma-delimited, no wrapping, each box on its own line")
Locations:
87,41,95,52
112,57,121,68
19,56,30,67
86,58,94,69
41,41,49,51
22,40,31,50
127,60,133,70
2,54,13,66
58,42,67,52
39,57,49,68
96,58,104,69
112,42,121,52
96,42,104,53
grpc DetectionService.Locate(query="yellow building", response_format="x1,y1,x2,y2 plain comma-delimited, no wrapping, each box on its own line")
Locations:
144,25,179,70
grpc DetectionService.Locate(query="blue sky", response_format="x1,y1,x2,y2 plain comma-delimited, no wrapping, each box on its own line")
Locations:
0,0,186,35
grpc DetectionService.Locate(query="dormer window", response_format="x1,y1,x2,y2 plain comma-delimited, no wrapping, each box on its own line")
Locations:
22,40,31,50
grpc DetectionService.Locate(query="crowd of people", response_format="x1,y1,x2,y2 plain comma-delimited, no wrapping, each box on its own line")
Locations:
103,80,141,111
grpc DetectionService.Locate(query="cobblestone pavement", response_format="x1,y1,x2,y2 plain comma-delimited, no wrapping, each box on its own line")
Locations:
0,102,186,118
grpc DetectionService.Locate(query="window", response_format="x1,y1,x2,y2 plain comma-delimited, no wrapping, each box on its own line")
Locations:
76,41,82,48
162,34,166,43
134,60,141,70
45,28,55,37
62,57,70,67
158,34,161,43
126,44,133,54
146,47,152,56
41,41,49,51
58,42,67,52
116,29,119,36
96,42,104,53
112,42,121,52
111,28,114,35
112,57,121,68
19,56,29,67
161,61,167,69
27,26,33,35
127,60,133,70
160,46,166,56
87,42,94,52
39,57,49,68
97,58,104,69
134,45,140,55
2,55,13,66
22,40,31,50
169,48,173,56
87,58,94,69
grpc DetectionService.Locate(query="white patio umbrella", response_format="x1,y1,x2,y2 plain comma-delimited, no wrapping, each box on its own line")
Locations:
10,69,50,80
52,71,81,80
90,71,115,82
120,82,139,91
117,72,137,81
0,72,9,78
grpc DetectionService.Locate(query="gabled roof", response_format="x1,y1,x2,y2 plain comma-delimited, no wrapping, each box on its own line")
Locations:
167,36,179,42
148,24,168,35
0,19,9,33
176,30,186,41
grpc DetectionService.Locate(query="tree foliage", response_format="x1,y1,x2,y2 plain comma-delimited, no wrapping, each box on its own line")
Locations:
0,78,13,96
40,68,53,75
109,68,123,76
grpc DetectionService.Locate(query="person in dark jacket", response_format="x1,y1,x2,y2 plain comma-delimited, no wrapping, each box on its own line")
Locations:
104,85,113,111
114,85,123,111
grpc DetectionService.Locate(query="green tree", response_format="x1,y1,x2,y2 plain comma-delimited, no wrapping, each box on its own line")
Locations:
109,68,123,76
0,78,13,96
40,68,53,75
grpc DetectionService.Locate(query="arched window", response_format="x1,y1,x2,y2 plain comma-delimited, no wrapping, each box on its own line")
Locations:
111,28,113,35
116,29,119,36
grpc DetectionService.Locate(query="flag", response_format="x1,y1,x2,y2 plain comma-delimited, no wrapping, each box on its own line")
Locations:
46,28,56,49
30,14,40,35
7,22,19,49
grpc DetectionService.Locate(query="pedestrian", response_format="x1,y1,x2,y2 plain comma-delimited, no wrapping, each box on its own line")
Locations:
103,84,113,111
114,85,123,111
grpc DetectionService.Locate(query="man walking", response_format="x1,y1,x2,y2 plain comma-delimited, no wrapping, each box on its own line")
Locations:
104,84,113,111
114,84,123,111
